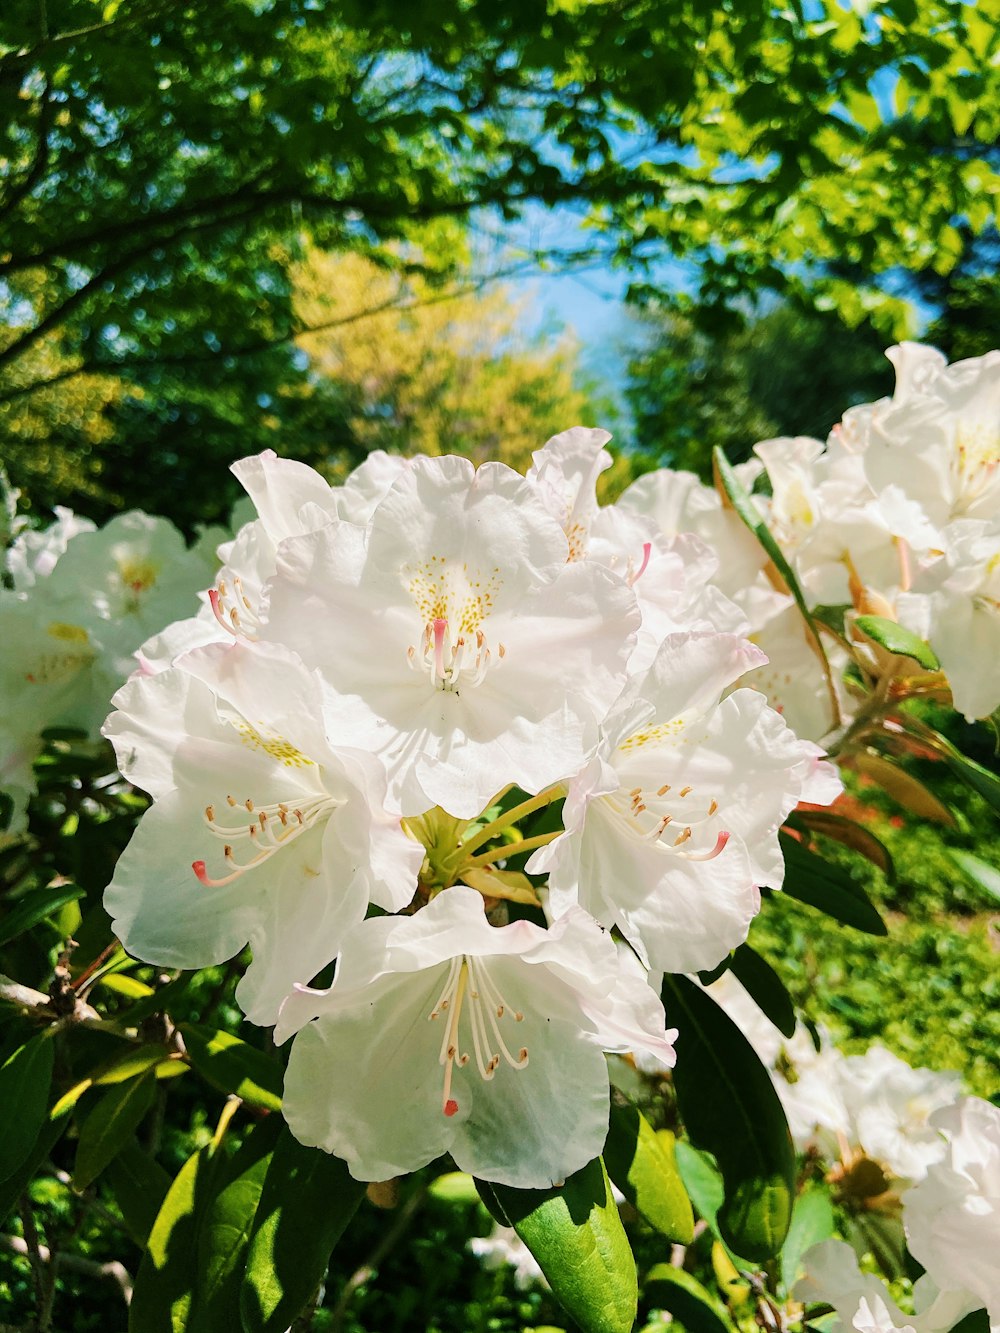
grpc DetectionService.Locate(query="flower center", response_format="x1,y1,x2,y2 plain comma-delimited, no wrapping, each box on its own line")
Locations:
604,775,729,861
209,575,262,640
428,955,528,1117
407,617,506,692
192,789,344,887
955,424,1000,506
24,622,95,684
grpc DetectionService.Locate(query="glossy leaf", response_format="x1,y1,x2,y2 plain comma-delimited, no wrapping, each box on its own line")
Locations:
0,1032,54,1182
789,810,895,880
778,832,888,935
191,1115,283,1333
853,615,940,669
129,1145,219,1333
477,1158,637,1333
642,1263,735,1333
950,850,1000,904
939,746,1000,815
74,1067,158,1189
105,1139,172,1245
779,1186,836,1294
662,975,795,1262
241,1128,365,1333
180,1023,283,1112
727,944,796,1039
94,1043,174,1086
603,1105,693,1243
851,752,955,825
0,885,87,947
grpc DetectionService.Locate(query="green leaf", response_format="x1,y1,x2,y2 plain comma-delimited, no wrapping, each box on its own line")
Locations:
0,1032,54,1182
779,1186,835,1294
0,1101,72,1228
94,1043,174,1085
788,810,895,880
642,1263,735,1333
191,1115,284,1333
241,1128,365,1333
778,832,888,935
105,1139,172,1245
662,975,795,1262
180,1023,283,1112
0,885,87,947
74,1067,158,1190
130,1145,220,1333
939,747,1000,815
853,615,940,669
712,446,838,728
477,1158,637,1333
727,944,796,1039
949,850,1000,904
603,1105,693,1243
851,752,955,825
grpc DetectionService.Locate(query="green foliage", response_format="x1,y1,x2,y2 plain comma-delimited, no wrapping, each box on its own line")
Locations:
603,1106,694,1244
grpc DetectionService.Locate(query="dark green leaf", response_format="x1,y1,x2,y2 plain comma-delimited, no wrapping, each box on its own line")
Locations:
190,1115,283,1333
105,1140,172,1245
74,1067,158,1190
853,615,940,669
180,1023,283,1112
130,1145,220,1333
778,832,888,935
728,944,796,1039
0,885,87,947
477,1158,637,1333
603,1105,693,1243
788,810,895,880
663,975,795,1262
642,1263,735,1333
0,1032,54,1182
241,1128,365,1333
0,1102,72,1229
940,747,1000,815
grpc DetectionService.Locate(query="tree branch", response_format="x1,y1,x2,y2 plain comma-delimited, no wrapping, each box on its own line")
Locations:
1,1232,134,1306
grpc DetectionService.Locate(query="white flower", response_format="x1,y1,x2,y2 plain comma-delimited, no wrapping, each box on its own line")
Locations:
740,590,844,743
103,639,422,1025
5,506,96,590
525,425,614,559
277,885,677,1189
261,454,640,817
530,632,839,973
903,1097,1000,1332
469,1224,548,1289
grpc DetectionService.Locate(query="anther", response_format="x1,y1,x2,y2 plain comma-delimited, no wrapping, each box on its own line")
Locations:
657,784,671,796
205,805,214,821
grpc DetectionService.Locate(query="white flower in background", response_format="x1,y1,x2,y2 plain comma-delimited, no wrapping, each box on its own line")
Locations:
796,1238,978,1333
897,519,1000,720
469,1225,548,1290
530,632,840,973
838,1046,962,1183
739,590,843,743
103,639,421,1025
4,505,96,590
862,344,1000,539
525,425,614,559
615,464,768,601
277,885,677,1189
262,454,640,817
903,1097,1000,1332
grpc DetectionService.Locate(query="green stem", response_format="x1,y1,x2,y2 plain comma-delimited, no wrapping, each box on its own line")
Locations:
460,784,565,856
466,829,561,867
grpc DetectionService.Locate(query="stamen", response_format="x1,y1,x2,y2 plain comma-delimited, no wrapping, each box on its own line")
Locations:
677,830,730,862
193,791,344,888
628,541,652,587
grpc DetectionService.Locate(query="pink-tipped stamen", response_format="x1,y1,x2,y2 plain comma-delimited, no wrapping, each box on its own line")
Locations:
629,541,653,587
433,617,448,685
678,830,730,862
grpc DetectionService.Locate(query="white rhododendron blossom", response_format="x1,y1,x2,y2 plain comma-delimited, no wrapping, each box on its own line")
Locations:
903,1097,1000,1332
261,453,640,816
795,1239,979,1333
277,886,677,1188
469,1224,548,1290
103,639,421,1024
531,632,840,972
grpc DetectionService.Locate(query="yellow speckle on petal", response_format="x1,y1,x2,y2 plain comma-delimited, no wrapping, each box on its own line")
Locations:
406,557,503,634
47,621,89,643
233,720,314,768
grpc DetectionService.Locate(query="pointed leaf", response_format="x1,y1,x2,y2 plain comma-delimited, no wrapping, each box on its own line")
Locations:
74,1067,158,1189
789,810,894,879
0,885,87,947
180,1023,282,1111
477,1157,637,1333
853,615,940,670
94,1043,173,1085
0,1101,71,1228
105,1139,172,1244
663,975,795,1262
778,833,888,935
0,1032,54,1182
191,1115,283,1333
129,1145,220,1333
851,752,954,824
727,944,796,1039
939,747,1000,815
642,1263,735,1333
241,1128,365,1333
603,1106,693,1243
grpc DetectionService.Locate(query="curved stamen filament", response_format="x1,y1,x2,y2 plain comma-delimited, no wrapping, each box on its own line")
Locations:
209,575,261,641
428,955,529,1118
605,776,727,859
407,616,503,692
192,791,343,887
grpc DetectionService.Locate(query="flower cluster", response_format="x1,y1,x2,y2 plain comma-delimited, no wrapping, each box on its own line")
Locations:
99,430,837,1189
0,504,222,836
